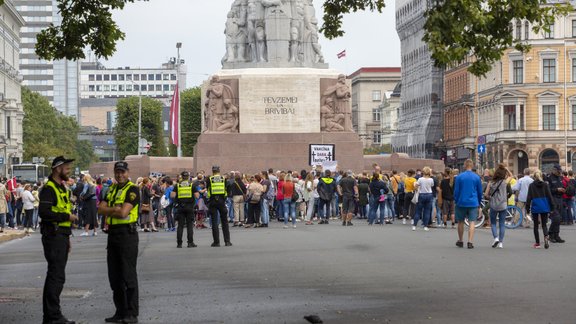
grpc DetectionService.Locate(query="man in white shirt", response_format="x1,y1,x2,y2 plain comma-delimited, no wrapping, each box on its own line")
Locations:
512,168,534,228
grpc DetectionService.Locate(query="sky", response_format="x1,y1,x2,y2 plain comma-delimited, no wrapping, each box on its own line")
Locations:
103,0,401,88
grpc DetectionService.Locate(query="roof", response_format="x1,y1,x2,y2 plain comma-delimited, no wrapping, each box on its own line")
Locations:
348,67,401,79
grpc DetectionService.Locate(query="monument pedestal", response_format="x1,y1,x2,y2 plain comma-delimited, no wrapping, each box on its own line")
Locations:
193,132,364,174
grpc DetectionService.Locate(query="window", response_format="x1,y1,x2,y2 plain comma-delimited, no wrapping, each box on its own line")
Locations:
104,74,110,81
573,59,576,83
513,60,523,84
126,74,132,81
6,116,11,139
141,85,147,91
133,74,139,81
544,23,554,39
103,85,110,91
126,84,133,91
171,74,177,80
134,85,140,91
156,74,162,80
118,74,125,81
573,20,576,37
118,85,124,91
96,85,101,91
111,74,117,81
164,121,169,131
141,74,147,81
372,90,381,101
111,85,118,91
373,131,382,144
163,84,169,91
525,21,529,40
372,108,381,122
504,105,516,130
170,84,175,91
96,74,102,81
543,59,556,83
88,74,95,81
573,105,576,129
542,105,556,130
515,21,521,40
88,85,95,91
163,74,169,80
148,74,154,81
519,105,525,130
155,84,161,91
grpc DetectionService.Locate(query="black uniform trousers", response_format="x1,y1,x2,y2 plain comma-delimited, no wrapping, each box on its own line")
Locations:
209,196,231,244
550,196,563,238
176,206,195,245
107,225,139,318
42,230,70,323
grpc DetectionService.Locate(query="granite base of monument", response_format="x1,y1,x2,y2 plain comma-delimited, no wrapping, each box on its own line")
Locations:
193,132,364,173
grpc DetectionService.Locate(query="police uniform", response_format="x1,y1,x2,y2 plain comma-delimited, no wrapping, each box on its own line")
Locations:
103,162,140,323
206,166,232,246
39,156,76,324
174,172,196,248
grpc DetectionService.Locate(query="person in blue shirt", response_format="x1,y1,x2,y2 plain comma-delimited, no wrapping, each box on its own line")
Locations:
453,159,483,249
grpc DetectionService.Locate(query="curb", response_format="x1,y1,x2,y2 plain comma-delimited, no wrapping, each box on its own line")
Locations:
0,232,28,244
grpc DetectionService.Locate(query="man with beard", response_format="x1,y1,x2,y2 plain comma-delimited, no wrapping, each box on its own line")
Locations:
40,156,78,324
98,161,140,324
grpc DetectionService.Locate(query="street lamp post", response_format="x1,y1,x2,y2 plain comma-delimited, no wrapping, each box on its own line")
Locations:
176,42,182,157
129,79,143,155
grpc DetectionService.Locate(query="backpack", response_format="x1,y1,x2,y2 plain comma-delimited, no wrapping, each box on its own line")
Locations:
291,185,301,202
397,180,405,194
565,179,576,197
160,195,170,209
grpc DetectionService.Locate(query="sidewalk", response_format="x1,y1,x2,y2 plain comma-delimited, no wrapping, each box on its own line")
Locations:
0,229,28,244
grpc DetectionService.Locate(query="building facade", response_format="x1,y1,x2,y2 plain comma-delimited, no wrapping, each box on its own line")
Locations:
349,67,401,147
443,4,576,174
0,1,25,177
14,0,80,118
394,0,444,159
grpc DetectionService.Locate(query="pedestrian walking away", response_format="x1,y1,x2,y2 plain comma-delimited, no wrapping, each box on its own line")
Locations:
98,161,140,324
485,164,512,249
454,159,483,249
526,169,554,249
39,156,78,324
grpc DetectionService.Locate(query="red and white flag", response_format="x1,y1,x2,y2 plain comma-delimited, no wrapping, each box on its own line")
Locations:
337,49,346,59
169,82,179,146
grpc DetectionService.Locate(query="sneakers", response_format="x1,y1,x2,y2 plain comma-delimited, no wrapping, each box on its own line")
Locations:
293,225,297,229
27,228,35,233
283,225,289,229
544,236,550,249
497,242,503,249
402,219,407,225
533,243,541,249
92,232,97,236
80,232,88,237
423,227,429,231
492,238,499,248
411,226,416,231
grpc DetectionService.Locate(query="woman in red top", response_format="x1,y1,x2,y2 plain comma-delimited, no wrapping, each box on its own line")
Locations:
282,174,297,228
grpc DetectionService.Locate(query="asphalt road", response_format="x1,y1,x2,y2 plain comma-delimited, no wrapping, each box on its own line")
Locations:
1,220,575,324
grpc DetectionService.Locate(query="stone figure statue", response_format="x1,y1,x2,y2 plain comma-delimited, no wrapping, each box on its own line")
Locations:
222,0,326,68
322,74,353,132
321,97,345,132
214,99,239,133
205,75,236,132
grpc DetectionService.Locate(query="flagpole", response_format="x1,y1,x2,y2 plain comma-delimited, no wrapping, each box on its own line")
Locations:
176,43,182,157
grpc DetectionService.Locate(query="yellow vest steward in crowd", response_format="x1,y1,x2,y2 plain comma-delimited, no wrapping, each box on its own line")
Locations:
177,184,193,199
44,180,72,228
106,182,139,225
208,175,226,197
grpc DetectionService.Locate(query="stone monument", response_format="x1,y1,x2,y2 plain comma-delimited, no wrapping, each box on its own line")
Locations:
194,0,364,173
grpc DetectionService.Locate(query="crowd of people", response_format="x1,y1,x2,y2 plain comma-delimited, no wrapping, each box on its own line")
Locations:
2,160,574,250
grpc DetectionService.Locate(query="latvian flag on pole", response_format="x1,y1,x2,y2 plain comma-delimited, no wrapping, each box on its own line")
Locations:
169,82,179,146
337,49,346,59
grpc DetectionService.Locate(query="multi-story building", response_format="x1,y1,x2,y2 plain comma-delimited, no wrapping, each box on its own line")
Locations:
14,0,80,119
443,4,576,174
394,0,444,159
80,60,186,99
349,67,401,147
381,82,401,148
0,1,25,177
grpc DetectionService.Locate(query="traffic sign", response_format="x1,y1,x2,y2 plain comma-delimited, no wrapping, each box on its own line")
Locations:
477,144,486,154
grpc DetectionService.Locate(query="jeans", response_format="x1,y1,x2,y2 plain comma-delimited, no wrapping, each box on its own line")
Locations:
165,206,175,229
275,198,284,220
385,195,395,220
226,197,234,222
490,208,506,242
33,207,39,228
562,198,572,223
433,197,442,225
23,209,34,228
260,198,270,225
318,198,332,220
571,198,576,221
283,198,296,225
0,213,5,228
333,194,340,218
368,196,386,225
413,193,433,227
359,203,368,219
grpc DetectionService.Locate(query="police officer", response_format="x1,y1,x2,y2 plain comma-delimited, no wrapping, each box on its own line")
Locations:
206,165,232,247
98,161,140,324
546,164,566,243
40,156,78,324
171,171,197,248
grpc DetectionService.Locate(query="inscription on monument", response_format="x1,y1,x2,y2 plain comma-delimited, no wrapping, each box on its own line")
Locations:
264,96,297,115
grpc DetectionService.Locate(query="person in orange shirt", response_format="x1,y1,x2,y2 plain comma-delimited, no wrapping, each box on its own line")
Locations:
402,169,417,224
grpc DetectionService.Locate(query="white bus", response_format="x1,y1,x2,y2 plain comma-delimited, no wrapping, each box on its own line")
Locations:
12,164,50,184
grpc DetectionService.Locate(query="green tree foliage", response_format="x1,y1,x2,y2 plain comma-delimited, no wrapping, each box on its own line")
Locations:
114,96,166,159
11,0,570,77
363,144,392,155
424,0,572,77
22,87,97,169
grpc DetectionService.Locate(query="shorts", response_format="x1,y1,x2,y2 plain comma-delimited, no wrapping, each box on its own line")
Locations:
455,206,479,222
342,196,356,214
442,200,455,216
